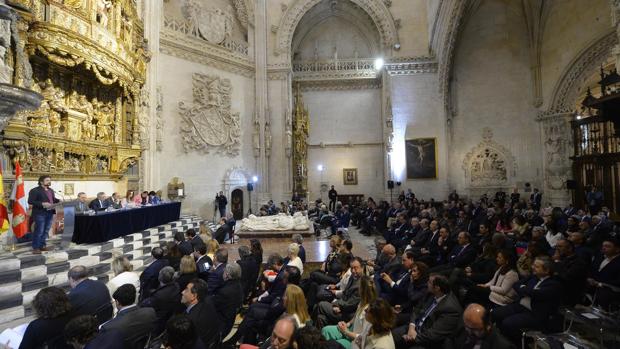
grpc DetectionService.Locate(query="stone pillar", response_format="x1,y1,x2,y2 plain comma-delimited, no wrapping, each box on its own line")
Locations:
538,111,574,207
254,0,269,202
612,1,620,69
141,0,162,191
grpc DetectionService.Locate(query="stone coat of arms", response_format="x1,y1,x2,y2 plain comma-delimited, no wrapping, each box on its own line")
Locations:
179,74,241,156
197,6,233,44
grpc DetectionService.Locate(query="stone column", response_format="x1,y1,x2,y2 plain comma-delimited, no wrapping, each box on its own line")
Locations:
254,0,269,202
141,0,162,191
538,111,574,207
612,1,620,69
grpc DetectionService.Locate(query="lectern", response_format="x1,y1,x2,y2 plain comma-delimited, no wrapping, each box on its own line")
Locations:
59,200,79,249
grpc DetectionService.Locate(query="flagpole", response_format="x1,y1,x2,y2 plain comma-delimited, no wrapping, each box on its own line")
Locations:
5,214,15,251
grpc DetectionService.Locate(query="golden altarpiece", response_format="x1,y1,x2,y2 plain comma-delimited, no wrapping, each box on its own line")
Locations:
292,83,309,197
1,0,148,179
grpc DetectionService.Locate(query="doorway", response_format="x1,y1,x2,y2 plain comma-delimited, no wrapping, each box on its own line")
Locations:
231,188,244,220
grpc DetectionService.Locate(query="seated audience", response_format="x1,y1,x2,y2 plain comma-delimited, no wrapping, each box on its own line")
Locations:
207,247,228,295
186,228,205,251
193,244,213,282
552,238,589,306
351,298,396,349
20,287,73,349
379,250,415,306
213,263,245,339
392,274,462,349
237,245,260,301
140,266,182,335
175,231,194,256
213,217,232,244
588,237,620,310
107,256,140,296
394,262,429,326
181,278,220,348
447,304,516,349
322,275,376,349
64,315,124,349
100,284,156,349
67,265,112,324
165,241,183,270
176,255,198,293
314,257,364,328
309,235,345,285
163,315,207,349
286,242,304,275
292,234,307,263
491,256,563,344
139,247,169,301
464,250,518,308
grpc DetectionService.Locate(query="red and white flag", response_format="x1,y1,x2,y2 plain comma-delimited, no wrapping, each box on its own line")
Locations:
10,161,28,238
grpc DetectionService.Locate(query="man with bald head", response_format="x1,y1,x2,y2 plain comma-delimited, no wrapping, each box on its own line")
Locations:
449,304,515,349
268,315,297,349
67,265,113,324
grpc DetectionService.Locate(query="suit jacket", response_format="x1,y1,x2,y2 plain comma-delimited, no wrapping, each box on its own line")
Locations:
554,254,589,305
190,235,206,251
409,293,463,348
186,299,221,348
196,254,213,281
591,254,620,288
101,305,156,349
104,197,121,209
75,200,89,214
386,269,411,306
68,279,112,324
207,262,226,295
237,256,260,299
213,224,231,244
178,240,194,256
139,258,169,300
27,185,60,216
412,228,431,247
140,282,182,334
334,275,361,315
88,198,108,211
448,325,516,349
513,276,563,322
212,280,244,336
84,329,125,349
448,244,477,268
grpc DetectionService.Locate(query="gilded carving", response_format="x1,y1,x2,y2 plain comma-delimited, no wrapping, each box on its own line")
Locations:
179,73,241,156
292,83,309,194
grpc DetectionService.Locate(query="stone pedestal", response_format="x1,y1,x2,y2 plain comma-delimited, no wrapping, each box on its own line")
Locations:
0,83,42,132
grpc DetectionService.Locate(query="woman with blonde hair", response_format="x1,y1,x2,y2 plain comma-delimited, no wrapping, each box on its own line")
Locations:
199,222,212,244
107,256,139,296
322,275,377,349
284,284,311,328
175,255,197,292
286,243,304,274
206,239,220,261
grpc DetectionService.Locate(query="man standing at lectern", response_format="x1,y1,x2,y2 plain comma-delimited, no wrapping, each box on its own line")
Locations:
27,175,60,254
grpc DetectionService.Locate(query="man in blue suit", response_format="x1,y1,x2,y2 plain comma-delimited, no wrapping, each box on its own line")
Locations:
88,192,108,211
207,248,228,295
139,247,169,301
67,265,113,325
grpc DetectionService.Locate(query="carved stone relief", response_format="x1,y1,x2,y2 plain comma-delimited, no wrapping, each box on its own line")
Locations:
462,128,516,187
183,0,233,44
155,86,163,151
540,114,573,191
179,73,241,156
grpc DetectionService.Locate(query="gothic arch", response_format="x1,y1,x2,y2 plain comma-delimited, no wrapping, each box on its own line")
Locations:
547,31,617,113
275,0,399,57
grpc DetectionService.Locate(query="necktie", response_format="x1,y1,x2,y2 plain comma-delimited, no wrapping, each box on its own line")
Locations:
416,299,438,327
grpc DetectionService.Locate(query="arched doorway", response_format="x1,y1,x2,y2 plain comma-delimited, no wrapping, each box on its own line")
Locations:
231,188,244,220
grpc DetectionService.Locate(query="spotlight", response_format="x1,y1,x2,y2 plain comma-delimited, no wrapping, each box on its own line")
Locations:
317,164,324,171
393,43,401,50
374,58,384,70
252,176,258,183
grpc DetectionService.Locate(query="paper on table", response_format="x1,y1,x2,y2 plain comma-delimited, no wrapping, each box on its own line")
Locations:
582,312,600,319
0,326,25,349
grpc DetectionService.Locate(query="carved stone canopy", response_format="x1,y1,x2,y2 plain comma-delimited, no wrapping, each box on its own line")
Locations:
462,127,517,188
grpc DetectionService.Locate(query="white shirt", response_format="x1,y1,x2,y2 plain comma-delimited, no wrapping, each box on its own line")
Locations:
287,256,304,275
107,271,140,296
599,254,619,271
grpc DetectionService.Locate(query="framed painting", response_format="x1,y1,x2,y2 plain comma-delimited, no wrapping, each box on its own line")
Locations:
64,183,75,196
343,168,358,185
406,138,438,179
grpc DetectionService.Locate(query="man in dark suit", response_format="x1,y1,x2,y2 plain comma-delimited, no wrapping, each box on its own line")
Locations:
379,250,415,306
75,192,89,214
185,228,205,251
207,248,228,295
407,218,431,250
315,257,363,328
181,278,221,348
328,185,338,212
139,247,169,301
492,256,563,344
447,303,516,349
212,263,244,339
67,265,112,325
431,232,477,274
140,266,182,335
64,315,125,349
104,192,122,209
553,239,589,306
88,192,108,211
237,245,259,300
393,274,462,349
529,188,542,211
174,231,193,256
193,244,213,282
588,237,620,310
27,175,61,253
213,217,232,244
587,215,612,249
101,284,156,349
